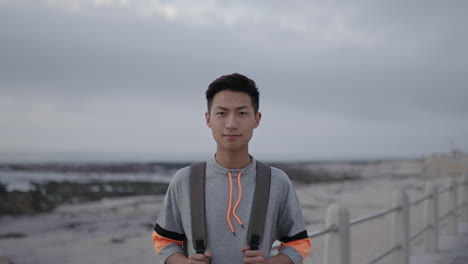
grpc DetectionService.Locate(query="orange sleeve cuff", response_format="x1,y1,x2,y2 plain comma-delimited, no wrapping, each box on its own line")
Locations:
152,230,184,253
279,237,311,261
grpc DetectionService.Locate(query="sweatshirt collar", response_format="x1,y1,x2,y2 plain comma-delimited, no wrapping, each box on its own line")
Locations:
207,154,256,176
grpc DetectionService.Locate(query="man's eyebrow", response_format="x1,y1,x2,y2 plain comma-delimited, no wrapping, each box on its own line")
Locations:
214,105,250,111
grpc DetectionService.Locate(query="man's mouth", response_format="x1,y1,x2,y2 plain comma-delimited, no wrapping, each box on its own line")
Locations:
224,134,240,139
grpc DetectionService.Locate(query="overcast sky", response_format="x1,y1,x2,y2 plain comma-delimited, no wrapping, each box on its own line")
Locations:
1,0,467,162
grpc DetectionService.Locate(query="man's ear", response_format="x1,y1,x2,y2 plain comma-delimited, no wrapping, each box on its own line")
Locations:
254,112,262,128
205,112,212,128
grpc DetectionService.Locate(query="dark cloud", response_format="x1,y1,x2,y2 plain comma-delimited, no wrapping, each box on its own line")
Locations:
1,0,467,159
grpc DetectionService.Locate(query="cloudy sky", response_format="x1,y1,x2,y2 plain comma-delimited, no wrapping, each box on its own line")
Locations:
1,0,467,162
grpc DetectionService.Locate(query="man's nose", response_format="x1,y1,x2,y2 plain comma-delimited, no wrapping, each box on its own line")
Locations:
225,114,238,129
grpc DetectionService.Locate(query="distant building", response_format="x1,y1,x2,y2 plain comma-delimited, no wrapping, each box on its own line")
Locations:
423,149,468,176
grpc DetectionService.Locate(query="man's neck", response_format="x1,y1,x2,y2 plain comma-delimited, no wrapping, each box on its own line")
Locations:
215,150,252,169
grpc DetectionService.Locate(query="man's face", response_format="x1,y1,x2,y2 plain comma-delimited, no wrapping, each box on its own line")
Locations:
206,90,261,153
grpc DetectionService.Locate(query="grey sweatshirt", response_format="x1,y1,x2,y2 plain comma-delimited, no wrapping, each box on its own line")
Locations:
154,156,309,264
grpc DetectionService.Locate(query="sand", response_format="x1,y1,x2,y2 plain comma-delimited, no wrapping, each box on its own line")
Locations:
0,159,462,264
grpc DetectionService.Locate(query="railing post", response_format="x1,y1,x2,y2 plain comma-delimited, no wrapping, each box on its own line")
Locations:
462,174,468,221
447,177,458,235
324,203,350,264
424,182,439,253
391,189,409,264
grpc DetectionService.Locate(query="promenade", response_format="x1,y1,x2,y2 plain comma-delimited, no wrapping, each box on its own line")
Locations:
292,174,468,264
411,222,468,264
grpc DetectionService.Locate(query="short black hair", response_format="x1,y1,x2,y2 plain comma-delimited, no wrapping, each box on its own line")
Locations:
206,73,260,113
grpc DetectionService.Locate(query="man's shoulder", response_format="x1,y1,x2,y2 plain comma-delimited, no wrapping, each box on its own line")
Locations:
262,164,295,193
170,165,191,185
252,162,290,188
267,165,289,181
170,161,210,182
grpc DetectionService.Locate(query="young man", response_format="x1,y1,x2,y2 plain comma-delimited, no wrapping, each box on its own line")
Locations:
153,73,311,264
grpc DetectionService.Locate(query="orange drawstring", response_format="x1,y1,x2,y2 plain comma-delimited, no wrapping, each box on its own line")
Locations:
233,172,244,228
226,172,236,235
226,172,244,236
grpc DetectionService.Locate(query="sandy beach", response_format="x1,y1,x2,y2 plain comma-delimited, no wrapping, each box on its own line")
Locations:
0,159,463,264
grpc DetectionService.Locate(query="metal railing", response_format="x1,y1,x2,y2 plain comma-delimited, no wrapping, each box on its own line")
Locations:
350,206,400,226
271,174,468,264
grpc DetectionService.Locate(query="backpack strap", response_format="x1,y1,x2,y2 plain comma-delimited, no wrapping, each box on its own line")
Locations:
189,162,207,254
247,161,271,250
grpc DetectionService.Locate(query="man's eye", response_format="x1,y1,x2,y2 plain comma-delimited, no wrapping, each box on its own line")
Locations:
240,112,247,116
217,112,225,116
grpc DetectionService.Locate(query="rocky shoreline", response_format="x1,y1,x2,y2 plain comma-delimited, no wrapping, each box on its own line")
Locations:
0,181,169,215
